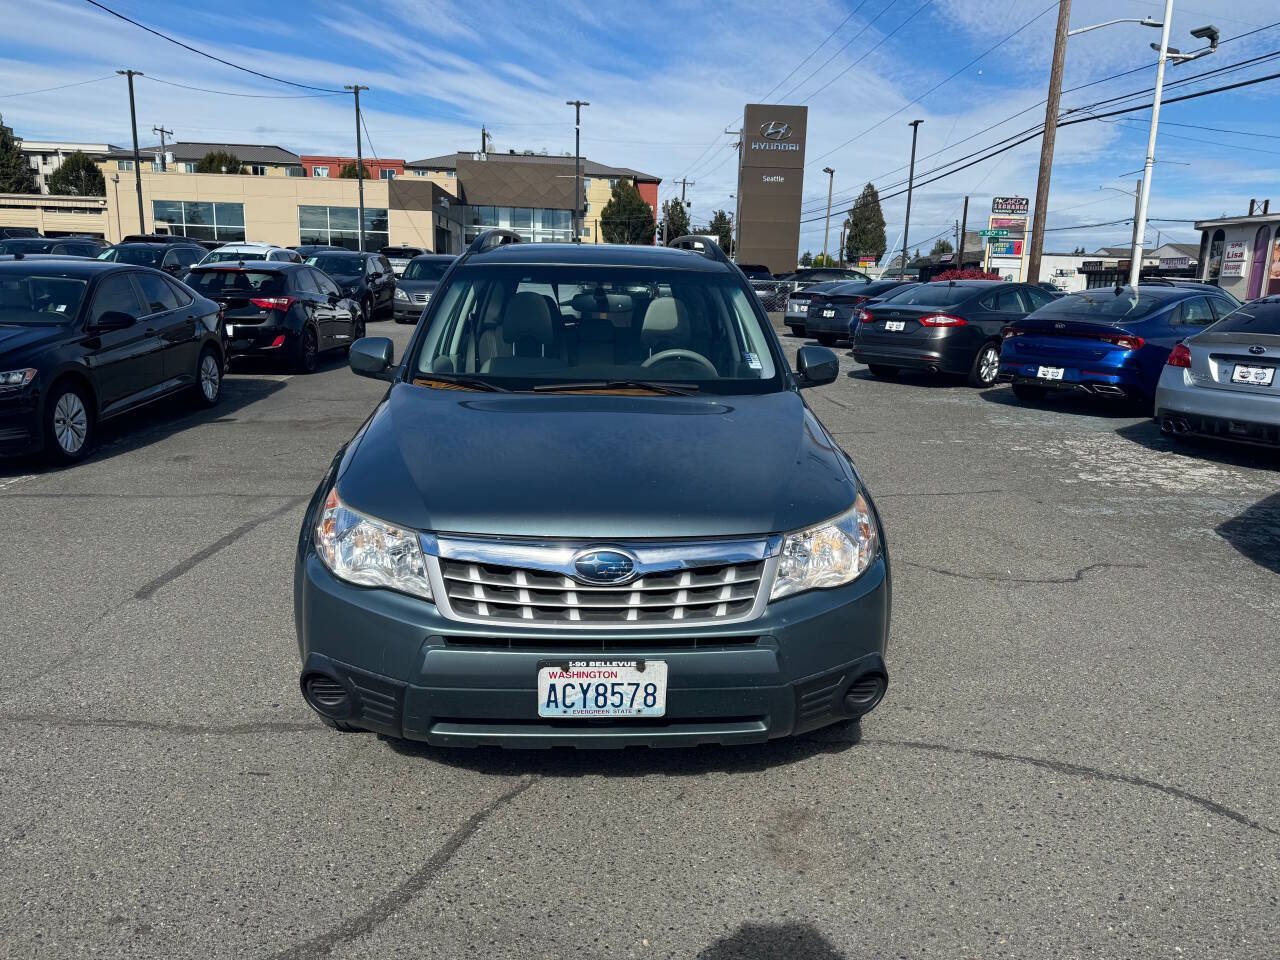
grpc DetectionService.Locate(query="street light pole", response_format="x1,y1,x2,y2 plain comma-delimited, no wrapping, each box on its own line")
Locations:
345,84,369,252
1027,0,1073,284
567,100,589,242
822,167,835,265
901,120,923,276
1129,0,1175,287
116,70,145,234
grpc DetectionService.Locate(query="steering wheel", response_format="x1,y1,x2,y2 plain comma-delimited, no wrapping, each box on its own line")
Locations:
641,348,718,377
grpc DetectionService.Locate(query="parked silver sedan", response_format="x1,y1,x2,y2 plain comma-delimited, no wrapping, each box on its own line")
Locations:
1156,295,1280,447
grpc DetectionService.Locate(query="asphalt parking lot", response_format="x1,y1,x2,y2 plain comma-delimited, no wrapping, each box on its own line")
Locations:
3,316,1278,960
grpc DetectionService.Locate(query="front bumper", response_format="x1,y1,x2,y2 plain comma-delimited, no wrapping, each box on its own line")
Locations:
295,551,891,748
0,390,42,456
393,302,425,323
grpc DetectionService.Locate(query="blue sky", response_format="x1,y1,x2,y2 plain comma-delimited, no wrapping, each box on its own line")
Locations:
2,0,1277,258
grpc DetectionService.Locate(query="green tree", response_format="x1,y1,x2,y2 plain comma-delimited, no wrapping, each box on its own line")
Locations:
194,150,243,174
658,197,690,242
799,250,813,267
811,253,838,267
339,161,372,179
600,179,656,244
0,115,37,194
700,209,733,254
46,150,105,196
843,182,885,263
930,237,954,255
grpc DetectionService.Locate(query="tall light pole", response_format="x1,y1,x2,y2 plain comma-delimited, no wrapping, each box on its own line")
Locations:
110,173,121,241
116,70,145,234
821,167,835,265
901,120,923,276
567,100,589,242
345,84,369,251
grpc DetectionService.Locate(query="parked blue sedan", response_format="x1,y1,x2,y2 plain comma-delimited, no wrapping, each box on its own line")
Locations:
999,283,1241,410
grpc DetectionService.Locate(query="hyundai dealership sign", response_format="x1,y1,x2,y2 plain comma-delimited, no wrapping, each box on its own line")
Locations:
737,104,808,275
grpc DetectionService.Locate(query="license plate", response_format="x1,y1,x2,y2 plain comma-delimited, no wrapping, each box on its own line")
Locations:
886,320,906,332
1037,366,1065,380
537,660,667,718
822,309,836,318
1232,364,1275,386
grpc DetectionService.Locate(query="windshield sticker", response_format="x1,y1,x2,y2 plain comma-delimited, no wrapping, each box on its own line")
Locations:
745,352,762,369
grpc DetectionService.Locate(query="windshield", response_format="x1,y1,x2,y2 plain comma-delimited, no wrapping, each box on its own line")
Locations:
403,259,451,282
202,250,266,264
0,274,88,324
1031,288,1172,321
99,245,163,266
412,264,782,394
307,255,362,277
882,283,974,307
1206,298,1280,335
187,269,285,296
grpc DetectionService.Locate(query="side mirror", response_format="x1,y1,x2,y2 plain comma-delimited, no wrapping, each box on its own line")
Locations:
795,345,839,388
349,336,395,380
90,311,136,332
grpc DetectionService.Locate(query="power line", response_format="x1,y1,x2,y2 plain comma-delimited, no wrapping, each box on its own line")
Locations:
759,0,875,102
83,0,344,93
778,0,903,102
0,75,116,99
139,75,345,100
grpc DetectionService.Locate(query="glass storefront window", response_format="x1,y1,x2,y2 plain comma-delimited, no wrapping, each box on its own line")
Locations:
152,200,246,242
297,205,388,251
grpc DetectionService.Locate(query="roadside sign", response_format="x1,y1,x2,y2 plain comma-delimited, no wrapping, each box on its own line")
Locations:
988,240,1023,257
979,229,1009,238
992,196,1029,215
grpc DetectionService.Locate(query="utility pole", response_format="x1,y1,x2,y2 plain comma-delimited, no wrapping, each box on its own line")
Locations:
1130,179,1144,279
838,222,846,267
675,178,694,204
345,84,369,252
726,126,743,258
822,166,836,265
481,125,488,153
151,124,173,172
1130,0,1174,286
902,120,923,276
1027,0,1073,284
116,70,145,235
958,195,969,271
566,100,589,242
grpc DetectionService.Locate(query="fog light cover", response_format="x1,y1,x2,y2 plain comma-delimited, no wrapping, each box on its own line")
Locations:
770,492,879,600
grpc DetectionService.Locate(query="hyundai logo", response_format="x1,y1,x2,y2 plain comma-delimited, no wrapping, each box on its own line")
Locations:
572,549,637,585
759,121,792,141
1249,345,1266,355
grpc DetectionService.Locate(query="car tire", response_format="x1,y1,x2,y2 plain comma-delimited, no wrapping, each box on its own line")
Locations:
787,325,805,337
293,325,319,374
347,311,366,355
360,298,373,325
967,341,1001,388
1012,382,1047,403
867,364,898,379
816,333,839,347
43,380,94,466
192,346,222,408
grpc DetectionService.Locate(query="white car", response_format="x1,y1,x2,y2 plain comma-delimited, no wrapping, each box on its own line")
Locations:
199,243,302,265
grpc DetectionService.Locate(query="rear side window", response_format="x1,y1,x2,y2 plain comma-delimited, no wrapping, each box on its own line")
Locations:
1207,300,1280,335
90,274,145,322
980,288,1028,312
887,284,971,308
311,269,340,297
163,276,193,306
293,269,319,294
1208,296,1238,319
135,272,183,314
1173,297,1215,327
1024,287,1054,309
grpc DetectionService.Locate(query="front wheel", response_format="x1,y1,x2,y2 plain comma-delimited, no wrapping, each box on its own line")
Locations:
192,346,222,408
43,381,94,466
968,342,1001,387
1012,382,1047,403
293,325,319,374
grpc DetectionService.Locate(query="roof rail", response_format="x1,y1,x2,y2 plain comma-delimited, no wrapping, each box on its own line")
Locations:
462,229,523,259
667,234,731,264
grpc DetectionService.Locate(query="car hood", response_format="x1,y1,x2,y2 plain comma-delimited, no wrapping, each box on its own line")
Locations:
0,323,69,361
397,279,439,295
336,384,857,539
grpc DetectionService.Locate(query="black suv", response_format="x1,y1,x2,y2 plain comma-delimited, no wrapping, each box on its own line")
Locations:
305,251,396,324
0,260,223,463
0,237,104,258
293,232,890,748
99,242,205,277
185,262,362,374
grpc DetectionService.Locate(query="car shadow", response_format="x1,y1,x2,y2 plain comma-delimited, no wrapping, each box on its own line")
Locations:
696,922,848,960
977,385,1141,420
1114,419,1280,470
0,375,286,477
383,720,863,777
1216,491,1280,575
845,367,966,389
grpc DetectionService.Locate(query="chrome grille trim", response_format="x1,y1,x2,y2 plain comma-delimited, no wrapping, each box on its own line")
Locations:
412,292,431,304
424,535,781,629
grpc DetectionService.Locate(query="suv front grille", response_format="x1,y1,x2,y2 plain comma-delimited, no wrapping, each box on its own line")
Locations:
439,559,767,626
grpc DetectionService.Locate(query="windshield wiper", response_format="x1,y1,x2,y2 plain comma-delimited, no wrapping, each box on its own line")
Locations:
532,379,702,397
417,373,511,392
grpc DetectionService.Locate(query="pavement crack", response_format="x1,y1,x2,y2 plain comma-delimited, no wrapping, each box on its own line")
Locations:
0,713,317,736
861,737,1279,838
878,488,1008,499
900,560,1145,585
266,775,540,960
133,495,308,600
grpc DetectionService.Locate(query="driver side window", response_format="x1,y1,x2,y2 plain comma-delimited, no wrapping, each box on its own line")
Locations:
89,274,145,326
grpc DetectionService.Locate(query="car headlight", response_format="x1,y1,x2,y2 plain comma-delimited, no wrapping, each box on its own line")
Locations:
0,368,36,389
770,492,879,600
314,488,433,601
394,287,409,301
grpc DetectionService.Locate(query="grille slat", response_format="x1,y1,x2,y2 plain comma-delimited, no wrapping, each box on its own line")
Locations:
440,558,766,626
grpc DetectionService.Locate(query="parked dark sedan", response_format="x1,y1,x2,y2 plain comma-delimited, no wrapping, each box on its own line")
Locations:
854,280,1057,387
393,254,456,323
380,246,426,276
783,281,852,336
306,251,395,323
806,279,916,346
98,242,205,277
185,262,362,374
0,237,103,257
0,260,223,464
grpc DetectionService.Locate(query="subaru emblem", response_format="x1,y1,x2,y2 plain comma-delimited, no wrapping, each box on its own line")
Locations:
1249,345,1266,355
572,549,637,585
